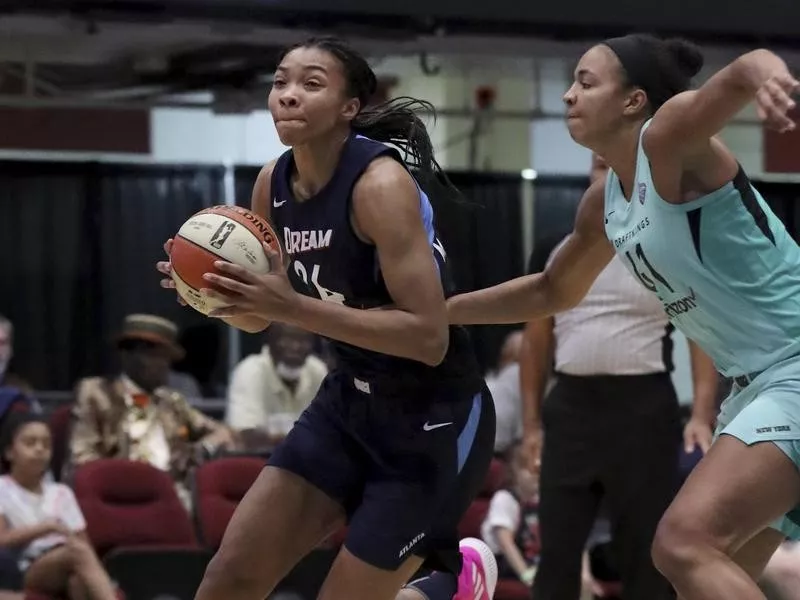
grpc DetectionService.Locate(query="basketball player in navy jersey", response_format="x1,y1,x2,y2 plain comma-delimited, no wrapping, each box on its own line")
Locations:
157,37,497,600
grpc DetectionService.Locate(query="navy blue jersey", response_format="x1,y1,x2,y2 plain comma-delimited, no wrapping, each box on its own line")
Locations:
269,134,481,394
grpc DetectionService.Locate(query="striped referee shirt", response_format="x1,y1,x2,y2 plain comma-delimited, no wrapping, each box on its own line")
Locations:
547,240,673,376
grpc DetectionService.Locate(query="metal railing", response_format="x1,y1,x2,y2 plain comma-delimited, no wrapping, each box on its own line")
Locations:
33,390,228,418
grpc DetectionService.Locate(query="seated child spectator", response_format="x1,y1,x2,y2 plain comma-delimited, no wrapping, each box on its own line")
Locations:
480,444,606,597
480,442,541,587
0,413,117,600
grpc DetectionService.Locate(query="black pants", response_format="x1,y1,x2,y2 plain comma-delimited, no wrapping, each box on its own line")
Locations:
532,373,681,600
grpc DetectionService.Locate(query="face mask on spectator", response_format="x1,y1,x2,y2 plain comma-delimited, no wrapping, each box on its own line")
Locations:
275,361,304,382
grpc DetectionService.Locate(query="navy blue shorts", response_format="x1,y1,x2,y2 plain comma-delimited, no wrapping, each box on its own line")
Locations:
268,370,495,574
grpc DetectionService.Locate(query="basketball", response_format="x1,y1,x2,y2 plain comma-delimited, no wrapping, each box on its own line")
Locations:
170,205,283,315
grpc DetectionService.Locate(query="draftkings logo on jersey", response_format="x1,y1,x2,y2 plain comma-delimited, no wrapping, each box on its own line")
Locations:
613,217,651,248
283,227,333,255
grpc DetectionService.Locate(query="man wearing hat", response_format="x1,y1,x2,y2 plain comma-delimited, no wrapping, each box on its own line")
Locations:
67,314,237,507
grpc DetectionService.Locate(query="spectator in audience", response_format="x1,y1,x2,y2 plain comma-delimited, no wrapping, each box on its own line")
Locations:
519,154,719,600
225,323,327,451
485,330,525,453
0,317,31,396
68,314,237,507
0,413,117,600
0,317,37,442
167,369,203,400
480,441,605,599
481,442,541,588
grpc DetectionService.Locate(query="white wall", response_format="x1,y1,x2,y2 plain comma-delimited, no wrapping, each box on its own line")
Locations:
151,108,287,165
530,59,765,178
0,54,766,180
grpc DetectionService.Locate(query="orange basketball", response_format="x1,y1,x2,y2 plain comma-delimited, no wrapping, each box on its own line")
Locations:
170,205,283,316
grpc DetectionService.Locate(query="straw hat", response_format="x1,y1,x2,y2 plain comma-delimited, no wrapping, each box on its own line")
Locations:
115,314,185,361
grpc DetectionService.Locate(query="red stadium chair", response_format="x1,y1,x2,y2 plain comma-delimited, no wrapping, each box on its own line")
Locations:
48,404,73,482
73,459,210,600
193,455,263,548
194,455,337,600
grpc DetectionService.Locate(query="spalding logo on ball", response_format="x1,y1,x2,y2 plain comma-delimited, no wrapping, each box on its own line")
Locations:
170,205,283,315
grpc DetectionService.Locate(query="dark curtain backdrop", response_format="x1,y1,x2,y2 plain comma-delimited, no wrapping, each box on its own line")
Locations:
0,161,227,392
529,175,590,272
233,166,273,363
4,159,798,392
0,162,90,391
429,173,524,371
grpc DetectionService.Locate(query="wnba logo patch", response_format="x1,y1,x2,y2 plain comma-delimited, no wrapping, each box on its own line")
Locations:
209,220,235,249
638,182,647,204
638,183,647,204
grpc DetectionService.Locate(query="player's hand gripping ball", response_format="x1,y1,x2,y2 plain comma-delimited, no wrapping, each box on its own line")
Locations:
159,206,284,316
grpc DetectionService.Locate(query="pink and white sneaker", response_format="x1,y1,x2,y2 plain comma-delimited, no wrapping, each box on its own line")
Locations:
455,538,498,600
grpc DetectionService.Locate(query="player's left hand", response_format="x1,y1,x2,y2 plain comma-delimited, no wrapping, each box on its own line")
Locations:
201,242,297,321
683,417,714,454
756,72,800,133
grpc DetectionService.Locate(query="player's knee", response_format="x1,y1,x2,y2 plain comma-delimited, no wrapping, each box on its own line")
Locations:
651,511,711,577
762,545,800,586
66,538,95,568
200,550,270,599
395,589,425,600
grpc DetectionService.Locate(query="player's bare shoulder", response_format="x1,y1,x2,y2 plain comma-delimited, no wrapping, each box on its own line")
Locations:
353,155,415,201
574,174,608,241
252,159,279,219
350,156,418,244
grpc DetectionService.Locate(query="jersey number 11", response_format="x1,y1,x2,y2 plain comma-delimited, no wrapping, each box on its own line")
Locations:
625,243,674,294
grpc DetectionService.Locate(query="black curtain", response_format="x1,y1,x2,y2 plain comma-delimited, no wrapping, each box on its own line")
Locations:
0,161,227,392
232,166,270,363
234,166,261,209
528,175,589,273
428,173,525,371
93,164,228,396
0,162,91,391
23,162,800,392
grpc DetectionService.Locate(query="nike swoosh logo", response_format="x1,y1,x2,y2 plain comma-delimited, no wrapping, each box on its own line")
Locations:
273,198,287,207
423,421,453,431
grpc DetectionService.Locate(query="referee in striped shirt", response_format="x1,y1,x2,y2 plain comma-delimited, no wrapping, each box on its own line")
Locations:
521,154,719,600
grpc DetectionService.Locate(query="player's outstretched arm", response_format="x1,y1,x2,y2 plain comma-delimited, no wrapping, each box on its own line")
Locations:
645,49,799,160
447,178,613,325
